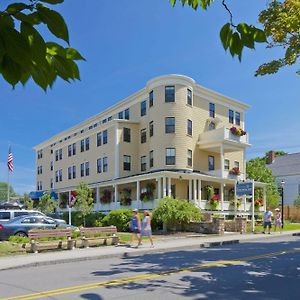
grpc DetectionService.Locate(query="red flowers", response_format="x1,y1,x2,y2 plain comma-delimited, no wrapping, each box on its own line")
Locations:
229,167,241,175
230,126,246,136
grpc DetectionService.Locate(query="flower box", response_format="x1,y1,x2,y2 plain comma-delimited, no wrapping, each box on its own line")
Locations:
230,126,246,137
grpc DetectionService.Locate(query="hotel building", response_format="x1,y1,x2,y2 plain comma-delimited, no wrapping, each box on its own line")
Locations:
34,74,266,213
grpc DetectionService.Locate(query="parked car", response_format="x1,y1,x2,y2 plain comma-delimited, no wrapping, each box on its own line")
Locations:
0,210,66,224
0,215,75,240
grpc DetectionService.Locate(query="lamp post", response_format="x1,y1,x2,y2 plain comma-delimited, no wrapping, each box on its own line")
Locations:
280,180,285,228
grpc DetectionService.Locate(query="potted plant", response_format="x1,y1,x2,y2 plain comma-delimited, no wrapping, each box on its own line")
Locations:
120,188,132,206
100,189,112,204
254,198,263,210
230,126,246,137
140,182,156,202
205,185,214,200
210,194,220,210
229,167,241,176
229,197,242,210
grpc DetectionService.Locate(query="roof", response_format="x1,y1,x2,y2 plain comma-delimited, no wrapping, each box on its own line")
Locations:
267,153,300,176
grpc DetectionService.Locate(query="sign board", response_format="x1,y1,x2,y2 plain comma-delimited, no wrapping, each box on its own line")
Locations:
236,182,253,196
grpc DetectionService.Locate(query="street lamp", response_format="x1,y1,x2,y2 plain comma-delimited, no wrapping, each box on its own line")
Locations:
280,180,285,228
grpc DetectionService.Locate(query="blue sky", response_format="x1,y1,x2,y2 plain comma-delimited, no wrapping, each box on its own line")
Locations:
0,0,299,195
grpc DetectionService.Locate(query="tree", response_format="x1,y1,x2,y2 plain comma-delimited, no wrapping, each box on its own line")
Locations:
246,157,280,208
0,182,17,201
171,0,300,76
152,197,201,231
294,194,300,208
23,192,33,209
38,192,57,214
74,182,94,227
0,0,84,91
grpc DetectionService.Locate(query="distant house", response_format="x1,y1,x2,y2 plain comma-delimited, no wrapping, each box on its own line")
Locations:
266,151,300,205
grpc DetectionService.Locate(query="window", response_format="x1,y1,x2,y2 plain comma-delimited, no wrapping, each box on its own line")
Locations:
59,149,62,160
72,166,76,179
141,156,147,171
50,178,53,189
229,110,234,124
102,119,107,124
187,88,192,105
224,159,230,170
125,108,130,120
187,149,192,167
97,158,102,173
235,112,241,126
208,155,215,171
68,167,72,179
108,116,112,122
59,169,62,181
72,143,76,155
0,212,10,220
123,128,131,143
103,130,108,144
187,119,192,136
37,150,43,159
149,121,153,137
50,161,53,171
165,117,175,133
85,138,89,151
81,163,84,177
55,149,62,161
149,90,154,107
166,148,176,165
123,155,131,171
208,122,216,131
80,140,84,152
55,150,59,161
97,132,102,146
68,145,72,157
118,111,124,119
103,157,108,172
149,150,154,168
234,161,240,169
55,170,59,182
165,86,175,102
209,103,215,118
85,162,89,176
141,100,147,116
141,129,147,143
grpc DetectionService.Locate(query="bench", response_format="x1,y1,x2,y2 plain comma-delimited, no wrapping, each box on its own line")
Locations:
79,226,119,248
28,228,75,253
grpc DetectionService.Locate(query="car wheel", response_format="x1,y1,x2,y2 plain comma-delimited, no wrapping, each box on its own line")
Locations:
15,232,28,237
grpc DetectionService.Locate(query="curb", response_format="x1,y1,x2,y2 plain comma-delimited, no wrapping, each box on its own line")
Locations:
0,239,241,272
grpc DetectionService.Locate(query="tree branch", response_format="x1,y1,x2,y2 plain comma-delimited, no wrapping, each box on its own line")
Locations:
222,0,236,28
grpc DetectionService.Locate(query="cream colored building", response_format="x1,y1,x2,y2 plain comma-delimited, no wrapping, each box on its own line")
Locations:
34,74,266,214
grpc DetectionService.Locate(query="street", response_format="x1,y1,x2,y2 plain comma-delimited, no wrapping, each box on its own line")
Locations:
1,235,300,300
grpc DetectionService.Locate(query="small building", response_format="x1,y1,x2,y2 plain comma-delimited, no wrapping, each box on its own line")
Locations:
266,151,300,205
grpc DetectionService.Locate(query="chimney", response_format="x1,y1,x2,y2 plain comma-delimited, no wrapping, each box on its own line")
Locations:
266,150,275,164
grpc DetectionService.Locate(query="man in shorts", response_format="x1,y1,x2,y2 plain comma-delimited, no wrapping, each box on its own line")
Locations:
263,207,273,234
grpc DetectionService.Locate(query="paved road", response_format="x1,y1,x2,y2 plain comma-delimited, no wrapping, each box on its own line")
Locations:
1,235,300,300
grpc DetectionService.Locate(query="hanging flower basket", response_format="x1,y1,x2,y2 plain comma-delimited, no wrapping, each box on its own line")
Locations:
120,188,132,206
229,167,241,176
100,189,112,204
254,198,263,209
210,194,220,210
230,126,246,137
229,197,241,209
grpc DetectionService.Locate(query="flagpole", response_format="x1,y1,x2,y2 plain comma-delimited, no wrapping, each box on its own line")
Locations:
7,166,10,202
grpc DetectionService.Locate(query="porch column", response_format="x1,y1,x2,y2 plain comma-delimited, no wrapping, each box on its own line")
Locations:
220,144,224,178
157,177,162,199
251,180,255,232
136,180,140,204
220,183,224,211
188,179,192,201
193,179,197,202
198,179,202,204
96,186,100,211
263,185,267,211
114,184,118,203
167,177,172,197
162,177,167,197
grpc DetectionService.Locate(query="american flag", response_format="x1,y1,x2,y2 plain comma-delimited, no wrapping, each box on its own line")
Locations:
7,146,13,172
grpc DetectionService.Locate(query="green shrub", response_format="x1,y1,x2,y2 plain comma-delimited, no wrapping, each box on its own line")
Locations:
102,209,132,232
152,197,201,231
9,236,30,244
61,212,105,227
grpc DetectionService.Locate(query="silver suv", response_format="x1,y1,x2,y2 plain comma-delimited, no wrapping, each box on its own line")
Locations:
0,210,66,224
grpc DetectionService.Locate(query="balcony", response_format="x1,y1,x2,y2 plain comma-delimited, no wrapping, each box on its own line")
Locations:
197,126,251,152
206,169,246,180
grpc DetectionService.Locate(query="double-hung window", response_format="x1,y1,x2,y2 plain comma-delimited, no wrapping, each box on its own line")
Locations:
123,155,131,171
187,149,192,167
149,90,154,107
123,128,131,143
141,100,147,116
72,166,76,179
141,129,147,143
235,112,241,126
103,157,108,172
209,103,215,118
85,162,89,176
229,110,234,124
165,86,175,102
103,130,108,144
149,150,154,168
97,132,102,146
80,163,84,177
224,159,230,170
187,119,192,136
165,117,175,133
68,167,72,179
97,158,102,173
208,155,215,171
80,140,85,152
149,121,154,137
118,111,124,119
85,138,89,151
166,148,176,165
187,88,192,105
141,156,146,171
124,108,130,120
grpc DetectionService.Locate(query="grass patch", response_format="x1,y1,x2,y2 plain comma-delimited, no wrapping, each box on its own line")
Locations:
248,222,300,233
0,242,25,257
117,232,157,244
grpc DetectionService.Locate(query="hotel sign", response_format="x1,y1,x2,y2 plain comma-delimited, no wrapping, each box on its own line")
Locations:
236,182,253,196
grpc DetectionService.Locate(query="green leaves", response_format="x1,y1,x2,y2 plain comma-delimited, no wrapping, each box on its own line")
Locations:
171,0,214,10
220,22,266,61
0,0,84,90
37,4,69,44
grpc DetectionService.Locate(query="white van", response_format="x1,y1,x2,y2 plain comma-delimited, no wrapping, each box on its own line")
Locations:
0,210,66,224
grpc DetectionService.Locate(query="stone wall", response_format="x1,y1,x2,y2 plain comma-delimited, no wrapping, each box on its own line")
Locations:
186,217,225,235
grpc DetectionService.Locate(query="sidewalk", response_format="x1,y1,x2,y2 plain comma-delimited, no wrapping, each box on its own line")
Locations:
1,230,299,271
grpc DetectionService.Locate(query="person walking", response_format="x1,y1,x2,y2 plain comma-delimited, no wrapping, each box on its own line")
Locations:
129,208,141,247
139,210,154,247
274,208,282,233
263,207,273,234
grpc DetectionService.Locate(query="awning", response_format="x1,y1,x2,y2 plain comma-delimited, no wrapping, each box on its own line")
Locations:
29,191,58,200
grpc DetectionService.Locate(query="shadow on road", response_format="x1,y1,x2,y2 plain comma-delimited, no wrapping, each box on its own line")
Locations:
90,239,300,299
81,293,103,300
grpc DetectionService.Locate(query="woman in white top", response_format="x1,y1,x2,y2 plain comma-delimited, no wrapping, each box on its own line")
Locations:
139,210,154,247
